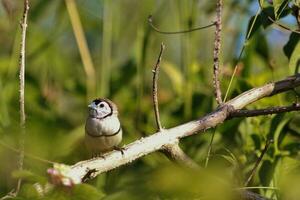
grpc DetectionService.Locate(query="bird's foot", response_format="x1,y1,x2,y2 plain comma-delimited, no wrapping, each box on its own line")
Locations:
113,146,125,155
92,153,105,159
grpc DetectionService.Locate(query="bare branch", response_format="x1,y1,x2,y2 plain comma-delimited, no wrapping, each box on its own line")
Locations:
244,140,273,187
230,103,300,118
148,15,215,34
48,74,300,184
17,0,29,194
213,0,223,105
2,1,30,199
152,43,165,131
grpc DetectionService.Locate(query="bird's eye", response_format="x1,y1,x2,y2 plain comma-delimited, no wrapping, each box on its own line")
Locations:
99,103,105,108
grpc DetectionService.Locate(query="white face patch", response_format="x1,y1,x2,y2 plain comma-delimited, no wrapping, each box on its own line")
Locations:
88,100,112,119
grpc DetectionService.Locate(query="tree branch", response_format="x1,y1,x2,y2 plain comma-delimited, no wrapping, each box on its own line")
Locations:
152,43,164,131
230,103,300,118
48,74,300,184
17,0,29,194
213,0,223,105
2,1,30,199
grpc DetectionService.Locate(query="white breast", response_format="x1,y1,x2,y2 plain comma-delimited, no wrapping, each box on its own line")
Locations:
85,116,122,154
85,116,120,136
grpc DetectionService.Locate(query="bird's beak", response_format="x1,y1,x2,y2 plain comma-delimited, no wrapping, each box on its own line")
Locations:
88,103,97,110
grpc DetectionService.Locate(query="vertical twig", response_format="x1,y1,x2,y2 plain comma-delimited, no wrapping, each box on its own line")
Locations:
152,43,165,131
213,0,223,105
65,0,96,100
151,44,199,169
17,0,29,194
244,139,273,186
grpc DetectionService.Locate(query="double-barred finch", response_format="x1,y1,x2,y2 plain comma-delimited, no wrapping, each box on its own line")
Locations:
85,98,122,156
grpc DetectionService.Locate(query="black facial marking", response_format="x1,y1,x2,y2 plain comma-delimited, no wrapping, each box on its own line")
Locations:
93,99,101,105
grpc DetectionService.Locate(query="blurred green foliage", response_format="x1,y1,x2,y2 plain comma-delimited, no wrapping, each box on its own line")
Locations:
0,0,300,199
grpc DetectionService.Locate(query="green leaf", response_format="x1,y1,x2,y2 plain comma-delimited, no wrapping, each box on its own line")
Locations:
288,42,300,74
273,0,284,19
259,160,275,186
260,7,276,28
273,0,290,19
245,7,275,40
283,33,300,59
246,13,263,39
220,149,238,167
289,115,300,135
283,33,300,73
269,114,292,155
251,134,261,150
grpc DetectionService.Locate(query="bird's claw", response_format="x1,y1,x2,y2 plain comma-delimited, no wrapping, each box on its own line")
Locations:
113,146,125,155
92,153,105,159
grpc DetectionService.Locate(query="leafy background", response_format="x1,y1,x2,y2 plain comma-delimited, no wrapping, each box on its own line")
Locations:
0,0,300,199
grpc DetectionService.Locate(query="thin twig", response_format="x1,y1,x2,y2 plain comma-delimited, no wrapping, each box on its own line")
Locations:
267,15,300,34
148,15,215,34
152,44,199,168
230,103,300,118
213,0,223,105
236,186,279,190
152,43,165,131
244,139,273,187
17,0,29,195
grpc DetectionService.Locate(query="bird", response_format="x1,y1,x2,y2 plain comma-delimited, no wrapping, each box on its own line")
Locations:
85,98,123,157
